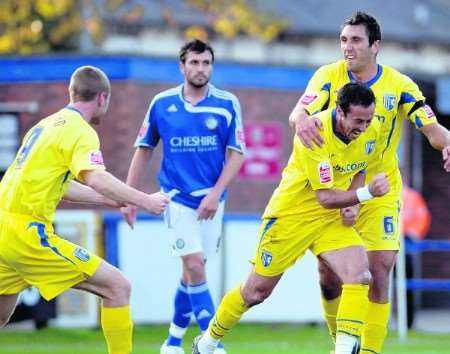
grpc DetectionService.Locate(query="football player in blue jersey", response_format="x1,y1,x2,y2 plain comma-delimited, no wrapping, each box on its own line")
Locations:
121,39,245,354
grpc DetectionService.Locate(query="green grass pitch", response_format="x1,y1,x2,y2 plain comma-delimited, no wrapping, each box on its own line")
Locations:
1,323,449,353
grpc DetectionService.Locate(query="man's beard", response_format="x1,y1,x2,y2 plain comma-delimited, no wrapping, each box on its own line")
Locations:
188,76,209,89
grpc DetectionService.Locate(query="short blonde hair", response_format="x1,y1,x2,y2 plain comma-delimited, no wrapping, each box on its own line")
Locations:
69,65,111,102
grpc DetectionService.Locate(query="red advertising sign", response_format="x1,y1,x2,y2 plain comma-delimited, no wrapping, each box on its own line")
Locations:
239,121,283,180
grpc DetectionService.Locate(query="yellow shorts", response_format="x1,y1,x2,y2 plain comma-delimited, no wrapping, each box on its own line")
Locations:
0,212,101,300
254,214,364,277
356,198,401,251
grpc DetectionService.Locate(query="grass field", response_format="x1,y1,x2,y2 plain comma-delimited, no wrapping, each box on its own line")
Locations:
1,323,449,354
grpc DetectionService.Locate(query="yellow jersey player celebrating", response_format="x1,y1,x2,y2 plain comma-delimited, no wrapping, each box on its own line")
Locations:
0,66,170,354
289,12,450,354
193,83,389,354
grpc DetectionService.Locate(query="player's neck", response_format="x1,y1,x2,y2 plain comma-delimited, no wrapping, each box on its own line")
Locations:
68,102,94,122
183,83,208,106
350,63,378,82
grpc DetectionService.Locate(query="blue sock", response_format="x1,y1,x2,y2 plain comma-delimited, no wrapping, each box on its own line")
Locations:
187,281,216,332
166,280,192,347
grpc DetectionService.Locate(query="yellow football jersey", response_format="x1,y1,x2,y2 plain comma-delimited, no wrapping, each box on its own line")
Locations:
0,107,105,223
263,108,381,219
299,60,437,199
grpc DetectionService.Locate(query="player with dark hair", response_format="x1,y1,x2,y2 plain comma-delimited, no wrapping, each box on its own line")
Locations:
121,39,245,354
289,11,450,354
193,82,389,354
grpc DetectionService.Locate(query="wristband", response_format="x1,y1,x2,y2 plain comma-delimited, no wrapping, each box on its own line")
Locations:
356,185,374,202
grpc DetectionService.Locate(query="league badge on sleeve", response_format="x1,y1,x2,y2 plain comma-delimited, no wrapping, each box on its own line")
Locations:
89,150,104,165
318,161,331,184
300,93,318,105
423,105,436,119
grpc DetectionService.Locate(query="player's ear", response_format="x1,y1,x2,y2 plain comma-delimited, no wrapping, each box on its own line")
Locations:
370,40,380,56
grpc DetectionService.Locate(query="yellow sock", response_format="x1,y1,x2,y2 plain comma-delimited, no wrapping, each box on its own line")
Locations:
101,305,133,354
336,284,369,338
321,296,341,343
361,302,390,354
209,286,248,339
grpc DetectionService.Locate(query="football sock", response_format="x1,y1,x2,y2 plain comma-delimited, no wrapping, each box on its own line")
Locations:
321,295,341,343
208,286,247,340
188,281,216,332
335,284,369,354
166,280,191,346
101,304,133,354
360,301,390,354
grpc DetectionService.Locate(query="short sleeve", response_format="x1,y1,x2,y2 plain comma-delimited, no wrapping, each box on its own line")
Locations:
135,98,160,148
299,138,334,190
61,123,106,180
226,95,246,153
300,65,333,115
399,75,437,129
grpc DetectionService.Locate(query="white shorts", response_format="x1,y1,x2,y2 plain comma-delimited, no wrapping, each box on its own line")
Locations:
164,200,225,257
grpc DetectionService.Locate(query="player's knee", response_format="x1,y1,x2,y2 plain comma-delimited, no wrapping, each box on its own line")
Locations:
107,274,132,303
359,269,372,285
183,257,206,282
243,286,272,307
320,281,342,300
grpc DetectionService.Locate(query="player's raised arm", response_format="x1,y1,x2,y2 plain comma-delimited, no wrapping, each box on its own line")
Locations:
289,99,324,149
80,169,169,215
316,173,389,209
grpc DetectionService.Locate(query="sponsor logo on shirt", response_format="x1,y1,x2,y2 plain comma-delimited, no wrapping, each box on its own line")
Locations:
89,150,104,165
300,93,318,105
318,161,331,183
383,94,396,111
423,105,435,119
170,135,217,147
334,161,367,174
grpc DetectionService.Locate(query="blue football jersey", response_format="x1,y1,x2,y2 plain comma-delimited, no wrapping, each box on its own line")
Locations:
135,84,245,209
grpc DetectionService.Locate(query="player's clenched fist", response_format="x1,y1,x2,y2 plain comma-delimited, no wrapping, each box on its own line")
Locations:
368,173,389,197
145,192,170,215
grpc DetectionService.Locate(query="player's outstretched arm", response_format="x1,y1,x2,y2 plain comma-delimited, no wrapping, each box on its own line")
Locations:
63,180,121,207
81,169,169,215
197,150,244,220
316,173,389,209
419,123,450,172
288,102,323,149
120,147,154,228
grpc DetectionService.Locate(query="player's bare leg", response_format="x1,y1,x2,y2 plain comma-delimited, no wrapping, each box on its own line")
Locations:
193,268,282,354
319,246,370,354
75,260,132,354
0,294,19,327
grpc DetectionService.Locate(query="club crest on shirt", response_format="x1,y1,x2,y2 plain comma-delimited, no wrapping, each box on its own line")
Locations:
89,150,104,165
205,117,219,130
383,94,396,111
261,250,273,267
74,247,90,262
318,161,331,184
365,140,376,155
